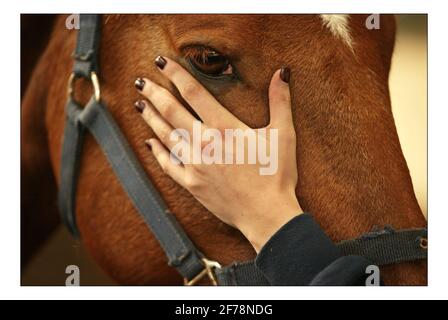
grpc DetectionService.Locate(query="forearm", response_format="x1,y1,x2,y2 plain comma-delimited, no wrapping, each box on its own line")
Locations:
255,213,372,286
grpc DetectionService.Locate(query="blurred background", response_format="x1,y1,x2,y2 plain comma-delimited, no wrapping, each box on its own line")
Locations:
389,15,427,218
21,14,427,285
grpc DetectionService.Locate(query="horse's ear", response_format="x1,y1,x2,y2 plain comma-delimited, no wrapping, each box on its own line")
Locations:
377,14,396,75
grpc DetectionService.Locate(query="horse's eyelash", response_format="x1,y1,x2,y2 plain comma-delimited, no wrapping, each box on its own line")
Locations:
183,46,223,64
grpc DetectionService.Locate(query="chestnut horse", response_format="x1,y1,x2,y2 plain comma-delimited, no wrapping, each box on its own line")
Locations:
21,14,427,285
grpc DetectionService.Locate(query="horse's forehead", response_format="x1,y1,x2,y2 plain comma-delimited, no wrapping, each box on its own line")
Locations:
107,15,354,54
163,15,320,39
162,15,354,51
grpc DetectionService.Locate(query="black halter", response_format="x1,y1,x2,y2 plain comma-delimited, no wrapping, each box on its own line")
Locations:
59,14,428,285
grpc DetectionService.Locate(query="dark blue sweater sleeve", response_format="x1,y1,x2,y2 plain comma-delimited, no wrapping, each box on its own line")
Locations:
255,213,372,286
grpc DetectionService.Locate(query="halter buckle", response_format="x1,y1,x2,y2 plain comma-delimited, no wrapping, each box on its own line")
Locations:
419,237,428,250
67,71,101,103
184,258,222,286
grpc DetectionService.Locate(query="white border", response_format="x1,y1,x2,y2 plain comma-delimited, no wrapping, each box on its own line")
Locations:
2,0,448,300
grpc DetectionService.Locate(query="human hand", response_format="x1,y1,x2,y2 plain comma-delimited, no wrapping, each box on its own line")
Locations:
134,56,303,252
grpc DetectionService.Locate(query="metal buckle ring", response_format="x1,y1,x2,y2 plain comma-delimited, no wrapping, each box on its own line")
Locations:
67,71,101,103
419,237,428,250
184,258,222,286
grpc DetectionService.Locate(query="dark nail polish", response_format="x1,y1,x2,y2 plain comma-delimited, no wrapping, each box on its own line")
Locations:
134,100,145,113
280,67,291,83
145,140,152,151
155,56,167,70
135,78,145,91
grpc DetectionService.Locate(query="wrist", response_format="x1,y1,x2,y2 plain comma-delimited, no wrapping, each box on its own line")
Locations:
241,197,304,253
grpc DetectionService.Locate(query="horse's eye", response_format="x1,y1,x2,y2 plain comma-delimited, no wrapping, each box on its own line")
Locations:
183,45,234,79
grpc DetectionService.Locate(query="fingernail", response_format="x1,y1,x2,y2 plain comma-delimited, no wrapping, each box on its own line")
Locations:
280,67,291,83
134,100,145,113
155,56,167,70
145,140,152,151
135,78,145,91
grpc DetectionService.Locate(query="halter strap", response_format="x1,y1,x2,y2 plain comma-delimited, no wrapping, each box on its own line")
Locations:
215,226,428,285
73,14,101,78
59,14,206,282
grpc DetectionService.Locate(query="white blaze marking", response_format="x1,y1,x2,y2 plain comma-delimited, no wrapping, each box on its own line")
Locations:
320,14,353,49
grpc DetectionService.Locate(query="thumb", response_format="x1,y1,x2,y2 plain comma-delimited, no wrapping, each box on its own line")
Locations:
268,67,293,128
